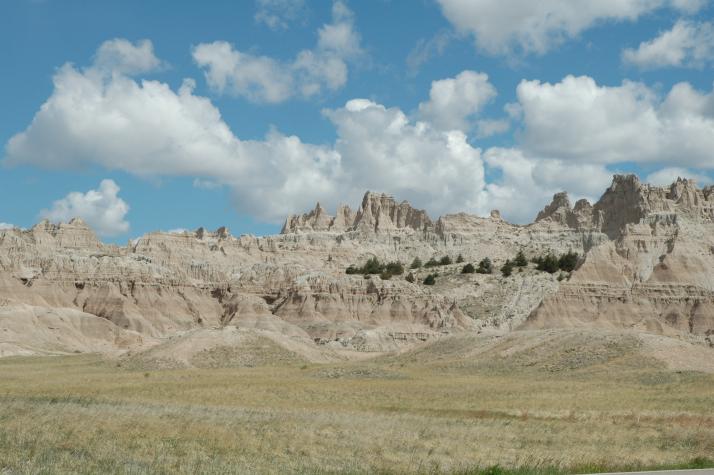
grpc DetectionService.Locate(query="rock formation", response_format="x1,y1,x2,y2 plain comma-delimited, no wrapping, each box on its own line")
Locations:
281,191,432,234
1,176,713,359
526,176,714,337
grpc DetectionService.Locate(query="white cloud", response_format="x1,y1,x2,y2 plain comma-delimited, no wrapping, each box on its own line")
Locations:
622,20,714,69
191,42,294,103
436,0,704,56
483,148,612,223
324,99,489,217
0,223,14,230
193,1,362,103
4,55,339,220
476,119,510,138
515,75,714,168
94,38,163,75
5,43,495,222
418,71,497,132
406,30,453,74
254,0,306,30
40,179,130,237
645,167,713,186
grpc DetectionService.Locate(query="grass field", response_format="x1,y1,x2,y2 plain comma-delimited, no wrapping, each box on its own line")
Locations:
0,332,713,474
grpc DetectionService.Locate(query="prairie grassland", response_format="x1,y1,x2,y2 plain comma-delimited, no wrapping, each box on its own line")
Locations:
0,339,713,474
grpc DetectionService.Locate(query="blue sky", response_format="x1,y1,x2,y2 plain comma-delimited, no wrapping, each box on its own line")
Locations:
1,0,713,242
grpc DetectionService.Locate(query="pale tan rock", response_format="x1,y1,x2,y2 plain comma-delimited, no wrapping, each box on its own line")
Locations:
526,175,714,338
3,174,714,359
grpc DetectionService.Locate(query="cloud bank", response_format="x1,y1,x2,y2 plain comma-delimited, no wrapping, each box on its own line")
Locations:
193,1,362,103
5,38,714,230
40,179,130,237
436,0,705,56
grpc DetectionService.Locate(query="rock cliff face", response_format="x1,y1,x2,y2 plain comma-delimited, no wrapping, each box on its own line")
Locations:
281,191,432,234
526,176,714,337
2,175,713,358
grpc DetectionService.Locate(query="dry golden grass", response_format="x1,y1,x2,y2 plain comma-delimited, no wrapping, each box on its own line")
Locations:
0,332,713,474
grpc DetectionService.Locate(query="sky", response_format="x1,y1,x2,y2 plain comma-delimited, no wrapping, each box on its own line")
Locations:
1,0,714,242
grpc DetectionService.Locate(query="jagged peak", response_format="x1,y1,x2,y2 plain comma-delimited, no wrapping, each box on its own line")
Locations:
535,191,572,223
28,217,100,248
281,190,432,234
610,173,641,189
573,198,592,211
68,217,88,227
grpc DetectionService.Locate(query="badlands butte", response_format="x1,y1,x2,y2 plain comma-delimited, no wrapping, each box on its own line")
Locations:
1,174,714,369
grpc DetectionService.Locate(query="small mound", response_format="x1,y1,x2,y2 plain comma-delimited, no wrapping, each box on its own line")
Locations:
310,365,408,380
120,326,313,370
383,328,714,374
118,325,355,370
0,303,150,357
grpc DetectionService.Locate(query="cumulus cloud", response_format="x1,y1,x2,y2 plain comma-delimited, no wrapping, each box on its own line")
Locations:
418,71,497,132
4,57,339,220
6,42,496,222
254,0,306,30
94,38,163,75
622,20,714,69
40,179,130,237
645,167,713,186
193,1,362,103
436,0,704,56
0,223,14,230
515,75,714,168
476,119,510,138
324,99,489,216
483,148,613,223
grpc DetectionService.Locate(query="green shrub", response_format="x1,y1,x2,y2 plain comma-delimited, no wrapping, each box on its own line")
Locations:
456,254,464,263
409,257,422,269
461,263,475,274
514,250,528,267
439,255,453,266
501,259,514,277
476,258,493,274
345,265,359,275
558,250,579,272
535,253,559,274
362,257,383,274
405,272,415,283
532,250,579,274
424,257,439,268
423,274,436,285
384,261,404,275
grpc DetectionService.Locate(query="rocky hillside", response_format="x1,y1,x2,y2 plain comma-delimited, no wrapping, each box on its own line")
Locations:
1,175,713,358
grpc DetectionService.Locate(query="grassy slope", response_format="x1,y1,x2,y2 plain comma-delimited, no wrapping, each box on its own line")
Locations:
0,334,713,474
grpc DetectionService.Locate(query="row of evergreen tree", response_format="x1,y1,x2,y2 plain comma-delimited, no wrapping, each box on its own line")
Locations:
346,250,579,283
345,257,404,280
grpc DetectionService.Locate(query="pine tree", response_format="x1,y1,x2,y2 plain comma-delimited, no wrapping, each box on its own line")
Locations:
476,258,493,274
501,259,514,277
461,263,475,274
558,251,579,272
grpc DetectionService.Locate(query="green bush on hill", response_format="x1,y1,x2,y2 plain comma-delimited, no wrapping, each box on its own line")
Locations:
476,258,493,274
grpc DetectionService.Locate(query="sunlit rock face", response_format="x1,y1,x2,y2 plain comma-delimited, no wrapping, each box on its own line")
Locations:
2,175,714,358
